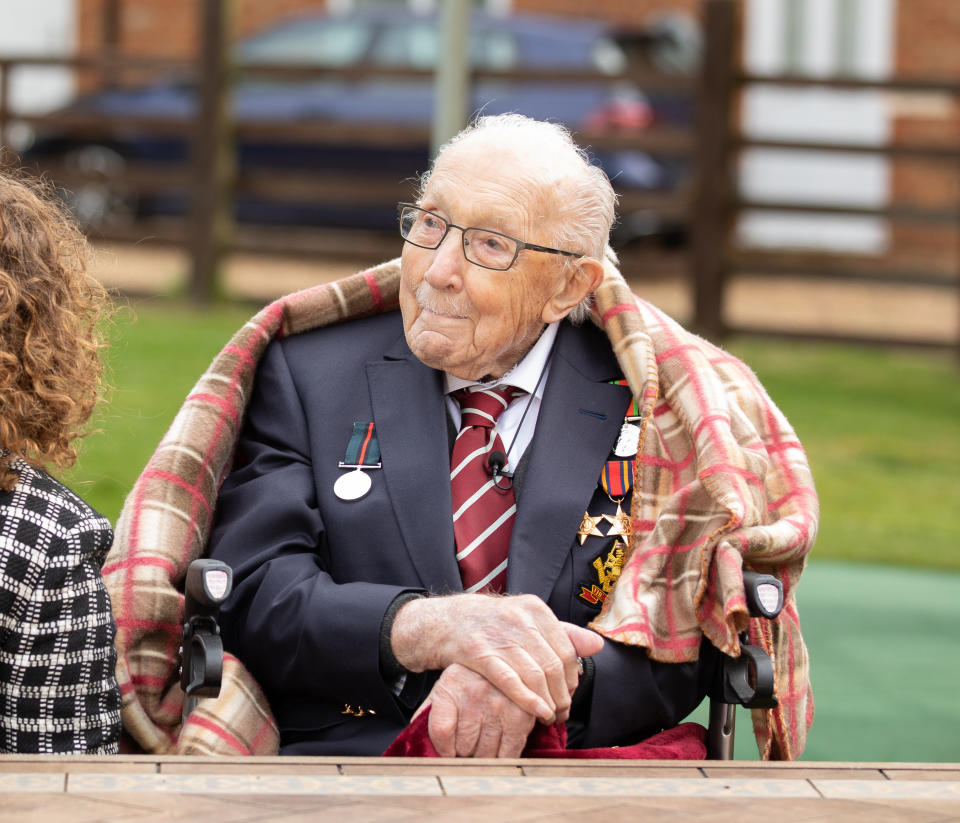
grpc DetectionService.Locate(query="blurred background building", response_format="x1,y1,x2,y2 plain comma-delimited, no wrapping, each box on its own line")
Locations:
2,0,958,347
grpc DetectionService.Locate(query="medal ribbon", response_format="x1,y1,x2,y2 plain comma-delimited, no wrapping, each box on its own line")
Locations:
608,379,641,419
602,379,641,499
600,458,634,499
343,422,381,467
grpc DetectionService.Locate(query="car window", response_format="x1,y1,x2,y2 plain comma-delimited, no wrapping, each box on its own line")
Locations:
374,23,516,71
239,19,372,67
502,24,625,72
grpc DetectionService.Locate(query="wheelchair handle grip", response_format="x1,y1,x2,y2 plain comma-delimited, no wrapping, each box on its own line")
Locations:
742,570,784,619
182,630,225,698
184,559,233,622
180,559,233,709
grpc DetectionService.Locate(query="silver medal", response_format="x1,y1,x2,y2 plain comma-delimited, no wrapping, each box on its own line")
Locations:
614,422,641,457
334,468,372,501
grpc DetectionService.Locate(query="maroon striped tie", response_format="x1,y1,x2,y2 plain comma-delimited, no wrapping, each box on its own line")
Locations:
451,386,525,593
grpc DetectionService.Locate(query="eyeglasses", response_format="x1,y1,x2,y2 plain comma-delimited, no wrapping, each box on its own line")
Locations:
397,202,583,272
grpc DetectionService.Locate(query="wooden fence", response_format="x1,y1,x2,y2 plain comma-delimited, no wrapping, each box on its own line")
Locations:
1,0,958,353
0,0,696,300
694,0,960,352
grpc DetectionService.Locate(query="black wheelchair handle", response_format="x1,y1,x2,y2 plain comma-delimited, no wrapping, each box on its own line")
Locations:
183,559,233,621
181,622,224,698
719,641,778,710
179,558,233,705
742,570,784,619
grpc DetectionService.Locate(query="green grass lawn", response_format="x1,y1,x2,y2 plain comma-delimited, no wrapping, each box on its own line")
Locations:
63,299,254,520
726,338,960,571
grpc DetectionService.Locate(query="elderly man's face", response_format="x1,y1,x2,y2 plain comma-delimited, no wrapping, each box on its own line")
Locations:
399,144,584,381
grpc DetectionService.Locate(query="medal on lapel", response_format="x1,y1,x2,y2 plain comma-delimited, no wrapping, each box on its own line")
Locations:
578,541,626,606
614,420,641,457
599,459,634,501
603,500,632,543
334,422,381,501
609,382,643,459
595,382,642,547
577,511,605,545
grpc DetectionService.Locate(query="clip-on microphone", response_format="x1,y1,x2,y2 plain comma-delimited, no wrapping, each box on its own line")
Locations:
482,346,552,495
487,449,514,491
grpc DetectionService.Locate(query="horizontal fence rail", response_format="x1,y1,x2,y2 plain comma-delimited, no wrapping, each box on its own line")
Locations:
0,46,698,290
689,0,960,353
1,0,957,354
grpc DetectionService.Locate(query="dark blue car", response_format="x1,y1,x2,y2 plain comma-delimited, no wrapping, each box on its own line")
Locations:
22,7,688,241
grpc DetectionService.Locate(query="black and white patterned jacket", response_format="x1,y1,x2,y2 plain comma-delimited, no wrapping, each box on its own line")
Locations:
0,457,121,753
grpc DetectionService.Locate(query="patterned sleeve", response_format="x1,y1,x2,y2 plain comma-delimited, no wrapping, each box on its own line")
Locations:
0,463,122,754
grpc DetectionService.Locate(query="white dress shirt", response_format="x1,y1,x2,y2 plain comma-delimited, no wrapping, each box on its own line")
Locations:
444,322,559,474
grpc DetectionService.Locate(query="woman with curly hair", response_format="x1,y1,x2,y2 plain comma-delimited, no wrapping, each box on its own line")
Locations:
0,168,120,753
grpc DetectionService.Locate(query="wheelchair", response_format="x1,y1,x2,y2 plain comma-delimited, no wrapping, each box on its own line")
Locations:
179,559,784,760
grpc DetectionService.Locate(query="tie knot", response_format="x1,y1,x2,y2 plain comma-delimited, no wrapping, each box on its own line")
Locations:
454,386,525,429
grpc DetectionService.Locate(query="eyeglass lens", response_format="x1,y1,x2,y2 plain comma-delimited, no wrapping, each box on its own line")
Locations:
400,206,518,270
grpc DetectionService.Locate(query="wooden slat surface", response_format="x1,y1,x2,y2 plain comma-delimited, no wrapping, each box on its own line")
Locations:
0,756,957,822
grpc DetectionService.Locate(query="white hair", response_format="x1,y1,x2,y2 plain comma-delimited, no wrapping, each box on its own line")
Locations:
418,114,617,323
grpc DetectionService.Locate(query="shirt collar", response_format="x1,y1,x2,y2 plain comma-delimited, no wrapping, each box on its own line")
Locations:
444,322,559,399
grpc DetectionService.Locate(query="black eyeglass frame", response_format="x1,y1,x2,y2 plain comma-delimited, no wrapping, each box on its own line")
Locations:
397,202,584,271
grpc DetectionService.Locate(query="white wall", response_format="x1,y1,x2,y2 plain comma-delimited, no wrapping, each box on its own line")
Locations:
737,0,897,253
0,0,75,135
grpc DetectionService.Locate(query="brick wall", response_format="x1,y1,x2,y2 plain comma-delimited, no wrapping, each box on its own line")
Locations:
76,0,351,57
514,0,699,26
889,0,960,271
896,0,960,76
77,0,197,58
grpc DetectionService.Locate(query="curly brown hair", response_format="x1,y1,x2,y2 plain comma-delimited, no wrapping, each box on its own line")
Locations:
0,169,111,490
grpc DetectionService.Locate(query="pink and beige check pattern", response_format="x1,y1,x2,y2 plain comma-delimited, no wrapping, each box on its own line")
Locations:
103,253,817,760
451,386,525,593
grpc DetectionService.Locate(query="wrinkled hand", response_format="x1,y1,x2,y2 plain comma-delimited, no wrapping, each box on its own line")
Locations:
415,663,537,757
391,593,604,724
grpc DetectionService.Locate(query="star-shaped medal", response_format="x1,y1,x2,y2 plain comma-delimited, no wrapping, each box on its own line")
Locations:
603,501,632,542
577,512,605,545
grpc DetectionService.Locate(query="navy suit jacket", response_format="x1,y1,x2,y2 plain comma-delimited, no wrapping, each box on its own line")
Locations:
209,311,716,756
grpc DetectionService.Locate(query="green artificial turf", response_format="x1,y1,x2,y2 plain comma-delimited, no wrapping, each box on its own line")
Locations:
689,559,960,762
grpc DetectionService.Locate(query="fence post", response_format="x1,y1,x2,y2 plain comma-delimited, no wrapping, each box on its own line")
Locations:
690,0,737,340
431,0,471,157
188,0,234,305
102,0,121,89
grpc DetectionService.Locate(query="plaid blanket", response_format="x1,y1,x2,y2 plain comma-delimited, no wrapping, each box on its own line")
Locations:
103,257,817,759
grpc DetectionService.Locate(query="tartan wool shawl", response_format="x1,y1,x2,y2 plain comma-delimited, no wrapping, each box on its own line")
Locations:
103,256,818,759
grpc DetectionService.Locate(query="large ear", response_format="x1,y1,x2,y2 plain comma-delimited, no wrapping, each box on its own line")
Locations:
541,257,605,323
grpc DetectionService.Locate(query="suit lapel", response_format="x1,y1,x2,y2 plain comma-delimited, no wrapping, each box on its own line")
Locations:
507,322,631,600
366,338,462,593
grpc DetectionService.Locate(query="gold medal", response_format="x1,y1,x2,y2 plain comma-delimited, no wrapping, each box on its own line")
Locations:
577,511,605,545
603,501,632,542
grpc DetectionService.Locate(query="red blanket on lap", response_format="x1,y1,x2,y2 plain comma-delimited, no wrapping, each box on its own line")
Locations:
384,708,706,759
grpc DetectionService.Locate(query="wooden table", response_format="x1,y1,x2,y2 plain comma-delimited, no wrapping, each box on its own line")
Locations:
2,755,958,822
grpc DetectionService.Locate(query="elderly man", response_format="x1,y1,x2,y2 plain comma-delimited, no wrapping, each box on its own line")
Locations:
208,114,720,757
